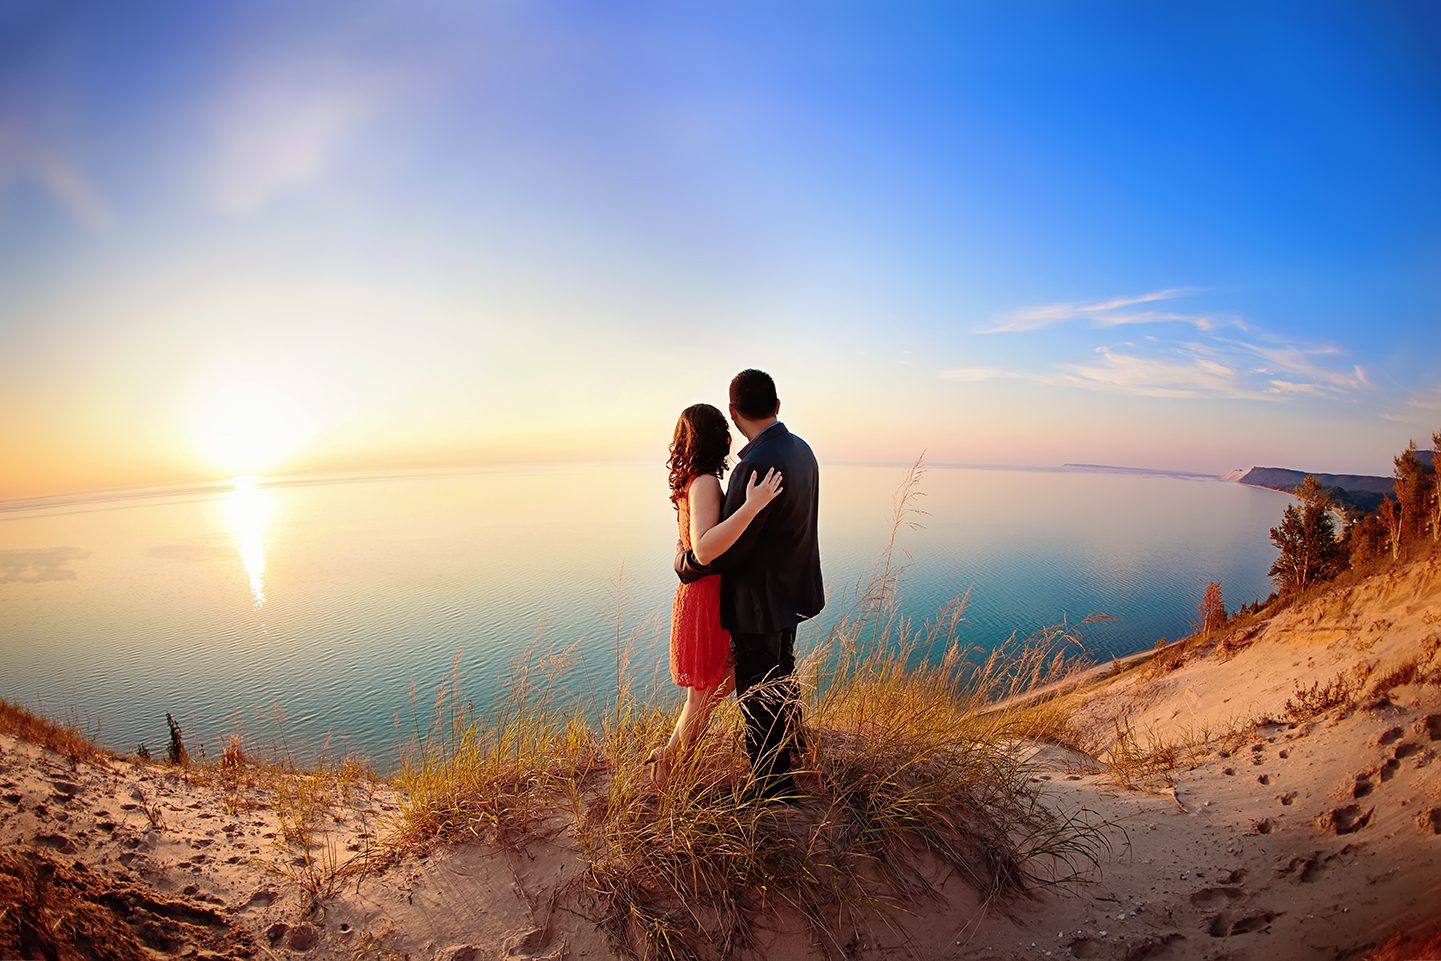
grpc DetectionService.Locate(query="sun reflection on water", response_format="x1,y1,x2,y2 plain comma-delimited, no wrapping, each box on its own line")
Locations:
225,476,272,608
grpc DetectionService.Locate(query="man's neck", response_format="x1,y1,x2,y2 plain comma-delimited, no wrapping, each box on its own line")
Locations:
740,417,779,441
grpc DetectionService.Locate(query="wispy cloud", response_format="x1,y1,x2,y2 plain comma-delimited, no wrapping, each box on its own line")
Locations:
0,126,113,231
945,308,1375,404
1266,379,1334,396
1093,310,1227,330
1381,385,1441,426
952,287,1379,404
1220,338,1370,390
977,287,1218,334
1057,339,1371,402
938,345,1275,401
1052,345,1276,401
34,153,112,230
207,58,408,214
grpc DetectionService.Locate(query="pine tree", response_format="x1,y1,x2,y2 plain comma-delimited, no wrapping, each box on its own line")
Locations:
1195,581,1225,637
1346,513,1385,567
1378,496,1401,562
1394,441,1433,546
1432,430,1441,542
1268,475,1345,593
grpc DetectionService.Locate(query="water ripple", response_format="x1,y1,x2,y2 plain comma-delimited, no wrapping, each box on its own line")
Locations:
0,465,1286,768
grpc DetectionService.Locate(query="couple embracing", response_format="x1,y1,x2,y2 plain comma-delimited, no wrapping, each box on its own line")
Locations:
647,368,824,803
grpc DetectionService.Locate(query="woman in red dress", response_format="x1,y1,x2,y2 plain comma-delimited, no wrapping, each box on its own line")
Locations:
647,403,782,787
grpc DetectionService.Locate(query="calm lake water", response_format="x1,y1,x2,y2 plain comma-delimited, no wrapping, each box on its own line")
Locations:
0,464,1286,769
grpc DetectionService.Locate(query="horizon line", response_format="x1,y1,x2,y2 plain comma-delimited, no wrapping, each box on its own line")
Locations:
0,457,1265,514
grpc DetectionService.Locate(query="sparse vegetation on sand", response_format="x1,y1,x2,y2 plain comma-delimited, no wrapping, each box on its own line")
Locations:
0,459,1116,960
390,460,1111,958
7,458,1438,959
0,700,106,764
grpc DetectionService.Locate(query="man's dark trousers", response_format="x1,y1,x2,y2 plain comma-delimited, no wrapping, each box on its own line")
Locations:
732,628,800,797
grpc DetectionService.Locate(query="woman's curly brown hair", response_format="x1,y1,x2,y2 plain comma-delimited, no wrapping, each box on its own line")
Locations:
668,403,731,505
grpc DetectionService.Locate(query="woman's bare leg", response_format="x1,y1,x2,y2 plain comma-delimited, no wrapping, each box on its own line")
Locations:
665,686,709,753
698,670,735,732
651,673,736,788
667,672,735,749
651,686,705,789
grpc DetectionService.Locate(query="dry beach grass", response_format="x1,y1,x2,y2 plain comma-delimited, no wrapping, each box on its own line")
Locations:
3,470,1441,959
385,461,1113,957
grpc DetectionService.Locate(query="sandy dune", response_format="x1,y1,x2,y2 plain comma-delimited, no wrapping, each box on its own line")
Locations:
2,558,1439,960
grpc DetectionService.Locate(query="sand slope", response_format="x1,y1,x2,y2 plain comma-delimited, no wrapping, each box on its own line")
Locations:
2,559,1439,960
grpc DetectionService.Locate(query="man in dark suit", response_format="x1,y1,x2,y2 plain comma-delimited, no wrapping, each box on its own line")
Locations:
675,368,824,800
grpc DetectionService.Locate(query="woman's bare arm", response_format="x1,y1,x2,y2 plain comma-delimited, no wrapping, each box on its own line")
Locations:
690,469,783,566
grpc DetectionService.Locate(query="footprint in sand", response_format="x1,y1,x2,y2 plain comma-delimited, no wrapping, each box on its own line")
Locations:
1416,807,1441,836
35,833,77,854
506,931,567,961
243,889,278,910
1379,726,1404,746
1121,932,1188,960
1189,886,1245,908
1279,791,1298,806
1317,804,1373,835
1279,852,1324,883
1352,772,1374,798
1394,741,1422,761
1417,714,1441,741
1208,909,1280,937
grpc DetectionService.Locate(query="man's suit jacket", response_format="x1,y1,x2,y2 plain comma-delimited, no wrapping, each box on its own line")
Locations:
675,422,824,634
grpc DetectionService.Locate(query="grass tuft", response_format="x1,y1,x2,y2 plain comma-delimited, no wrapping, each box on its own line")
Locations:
394,648,601,848
0,699,105,764
1284,669,1363,723
393,456,1112,959
4,457,1126,956
261,752,385,901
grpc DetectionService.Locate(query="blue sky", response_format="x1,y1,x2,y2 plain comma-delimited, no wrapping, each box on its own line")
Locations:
1,2,1438,497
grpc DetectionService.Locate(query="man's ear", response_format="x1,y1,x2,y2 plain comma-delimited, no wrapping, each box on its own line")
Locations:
774,399,781,417
728,403,739,425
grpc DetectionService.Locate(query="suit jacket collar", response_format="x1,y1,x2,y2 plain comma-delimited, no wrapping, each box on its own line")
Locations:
738,421,787,459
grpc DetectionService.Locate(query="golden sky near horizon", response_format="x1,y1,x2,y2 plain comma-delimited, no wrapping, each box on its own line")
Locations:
2,5,1438,501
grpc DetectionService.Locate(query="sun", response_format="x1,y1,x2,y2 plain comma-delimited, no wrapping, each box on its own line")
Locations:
189,377,318,477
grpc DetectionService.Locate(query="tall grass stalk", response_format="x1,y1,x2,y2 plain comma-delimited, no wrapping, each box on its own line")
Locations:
394,648,601,847
0,699,104,763
393,457,1110,959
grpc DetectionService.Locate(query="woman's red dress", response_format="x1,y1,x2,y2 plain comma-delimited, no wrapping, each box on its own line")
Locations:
670,476,733,690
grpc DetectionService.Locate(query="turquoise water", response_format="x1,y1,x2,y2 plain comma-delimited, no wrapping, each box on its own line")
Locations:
0,464,1286,769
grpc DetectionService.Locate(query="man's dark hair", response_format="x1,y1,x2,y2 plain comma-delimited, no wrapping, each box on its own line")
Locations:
729,368,779,420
